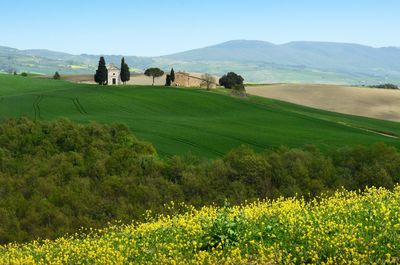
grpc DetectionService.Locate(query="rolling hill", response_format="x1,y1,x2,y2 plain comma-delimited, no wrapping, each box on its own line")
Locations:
1,74,400,157
1,40,400,84
0,46,152,75
166,40,400,73
246,83,400,122
163,40,400,84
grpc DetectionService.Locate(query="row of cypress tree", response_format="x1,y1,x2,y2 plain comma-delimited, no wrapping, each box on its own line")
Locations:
94,57,130,85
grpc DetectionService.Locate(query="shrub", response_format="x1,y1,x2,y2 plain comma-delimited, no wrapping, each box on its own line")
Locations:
219,72,244,89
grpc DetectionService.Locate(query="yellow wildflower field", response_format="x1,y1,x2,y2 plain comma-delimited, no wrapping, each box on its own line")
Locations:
1,186,399,264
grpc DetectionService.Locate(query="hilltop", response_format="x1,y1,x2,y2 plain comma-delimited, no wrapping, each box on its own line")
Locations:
2,40,400,84
1,74,400,157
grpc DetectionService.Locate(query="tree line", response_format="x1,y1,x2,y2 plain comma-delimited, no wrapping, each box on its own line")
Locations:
94,55,246,91
368,83,399,89
0,118,399,244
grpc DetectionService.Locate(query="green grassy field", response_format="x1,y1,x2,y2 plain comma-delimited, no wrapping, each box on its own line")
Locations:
1,74,400,157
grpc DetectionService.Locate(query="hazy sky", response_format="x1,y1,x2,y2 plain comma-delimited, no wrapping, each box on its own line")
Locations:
1,0,399,56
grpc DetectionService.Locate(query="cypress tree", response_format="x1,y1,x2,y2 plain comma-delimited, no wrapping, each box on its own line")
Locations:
120,57,130,84
94,56,108,85
53,71,61,80
120,57,125,82
125,61,130,83
165,74,171,86
170,68,175,82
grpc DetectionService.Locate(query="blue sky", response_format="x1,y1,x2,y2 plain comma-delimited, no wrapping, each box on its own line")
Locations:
0,0,399,56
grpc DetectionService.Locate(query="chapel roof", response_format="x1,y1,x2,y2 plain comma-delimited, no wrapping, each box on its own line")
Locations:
108,64,120,71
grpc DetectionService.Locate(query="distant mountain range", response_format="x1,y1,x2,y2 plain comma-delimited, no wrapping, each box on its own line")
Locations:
1,40,400,84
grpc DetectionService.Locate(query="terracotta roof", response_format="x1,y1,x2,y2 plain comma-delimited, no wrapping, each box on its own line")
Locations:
176,72,190,76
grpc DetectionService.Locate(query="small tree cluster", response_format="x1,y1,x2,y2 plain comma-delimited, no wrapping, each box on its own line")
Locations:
219,72,244,90
369,83,399,89
120,57,130,84
94,57,108,85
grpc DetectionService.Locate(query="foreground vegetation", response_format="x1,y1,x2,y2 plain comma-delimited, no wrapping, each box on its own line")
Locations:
1,186,399,264
1,118,400,244
2,74,400,157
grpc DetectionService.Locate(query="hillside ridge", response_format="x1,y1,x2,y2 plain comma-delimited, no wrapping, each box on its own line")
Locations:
2,40,400,84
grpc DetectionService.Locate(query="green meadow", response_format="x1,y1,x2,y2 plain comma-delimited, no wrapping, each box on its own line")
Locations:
1,74,400,157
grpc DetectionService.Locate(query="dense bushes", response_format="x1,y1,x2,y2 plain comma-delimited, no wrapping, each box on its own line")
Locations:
219,72,244,90
368,83,399,89
0,118,158,243
0,118,399,243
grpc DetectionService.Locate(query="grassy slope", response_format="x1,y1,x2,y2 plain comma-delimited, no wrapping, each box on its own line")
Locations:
1,74,400,157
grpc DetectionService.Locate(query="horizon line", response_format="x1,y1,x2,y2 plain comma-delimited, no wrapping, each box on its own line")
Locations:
1,39,400,58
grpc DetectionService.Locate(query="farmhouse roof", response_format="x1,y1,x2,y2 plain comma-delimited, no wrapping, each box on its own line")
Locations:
176,72,190,76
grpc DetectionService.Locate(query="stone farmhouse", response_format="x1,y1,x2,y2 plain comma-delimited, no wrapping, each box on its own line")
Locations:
108,64,122,85
173,72,217,88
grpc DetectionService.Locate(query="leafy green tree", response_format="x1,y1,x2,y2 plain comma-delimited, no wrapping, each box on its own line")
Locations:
120,57,130,84
53,72,61,80
219,72,244,89
144,68,164,86
170,68,175,82
331,143,400,190
94,57,108,85
20,72,28,77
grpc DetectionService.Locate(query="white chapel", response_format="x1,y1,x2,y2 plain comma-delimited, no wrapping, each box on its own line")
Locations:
108,64,122,85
